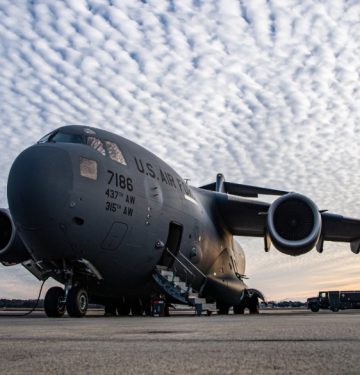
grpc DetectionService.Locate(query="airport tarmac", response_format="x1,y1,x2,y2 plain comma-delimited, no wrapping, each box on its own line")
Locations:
0,309,359,374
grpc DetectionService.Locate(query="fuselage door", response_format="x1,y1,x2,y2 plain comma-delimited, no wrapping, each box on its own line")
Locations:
158,222,183,268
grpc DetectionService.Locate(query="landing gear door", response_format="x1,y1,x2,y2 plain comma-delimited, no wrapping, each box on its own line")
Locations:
229,248,240,278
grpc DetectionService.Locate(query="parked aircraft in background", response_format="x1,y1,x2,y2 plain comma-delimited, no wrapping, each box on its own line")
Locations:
1,125,359,317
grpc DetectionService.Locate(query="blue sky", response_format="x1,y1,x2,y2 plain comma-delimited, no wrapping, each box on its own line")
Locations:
0,0,359,301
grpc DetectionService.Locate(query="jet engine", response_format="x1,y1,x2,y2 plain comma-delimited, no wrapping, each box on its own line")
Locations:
0,208,30,265
267,193,322,255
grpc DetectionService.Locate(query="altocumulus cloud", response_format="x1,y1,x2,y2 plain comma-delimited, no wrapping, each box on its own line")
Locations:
0,0,359,300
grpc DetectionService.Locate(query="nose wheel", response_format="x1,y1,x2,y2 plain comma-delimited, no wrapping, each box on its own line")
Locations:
44,285,88,318
66,286,89,317
44,287,66,317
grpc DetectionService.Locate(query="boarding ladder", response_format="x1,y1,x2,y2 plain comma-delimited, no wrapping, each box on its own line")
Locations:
152,248,214,315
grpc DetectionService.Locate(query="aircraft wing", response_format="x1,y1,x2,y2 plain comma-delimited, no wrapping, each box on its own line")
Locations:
201,181,288,198
215,193,269,237
320,212,360,253
211,188,360,255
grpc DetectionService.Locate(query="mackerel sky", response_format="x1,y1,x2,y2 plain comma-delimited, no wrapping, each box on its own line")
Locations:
0,0,359,300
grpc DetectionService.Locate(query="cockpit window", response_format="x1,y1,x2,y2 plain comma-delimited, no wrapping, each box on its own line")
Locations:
38,130,127,164
38,131,55,144
105,141,127,165
50,132,84,144
86,136,106,156
38,131,84,144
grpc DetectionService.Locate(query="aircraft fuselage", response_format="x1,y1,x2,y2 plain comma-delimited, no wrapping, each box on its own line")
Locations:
7,126,246,306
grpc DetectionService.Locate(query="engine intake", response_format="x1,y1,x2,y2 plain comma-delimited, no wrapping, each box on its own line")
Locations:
267,193,321,255
0,209,30,265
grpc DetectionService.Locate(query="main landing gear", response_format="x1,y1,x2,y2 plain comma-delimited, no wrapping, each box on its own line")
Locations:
44,285,89,318
104,298,152,317
217,295,260,315
233,295,259,314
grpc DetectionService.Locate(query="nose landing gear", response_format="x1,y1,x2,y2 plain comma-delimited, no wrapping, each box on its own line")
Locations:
44,285,89,318
43,258,102,318
44,267,88,318
66,286,89,317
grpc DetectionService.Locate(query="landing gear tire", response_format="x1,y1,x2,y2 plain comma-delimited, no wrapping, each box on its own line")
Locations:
44,287,66,318
130,299,143,316
117,299,131,316
248,295,259,314
104,304,117,316
233,304,245,315
66,286,88,317
217,302,230,315
141,298,152,316
164,303,170,317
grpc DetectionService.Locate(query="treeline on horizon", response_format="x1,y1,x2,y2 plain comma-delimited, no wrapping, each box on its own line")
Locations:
0,299,44,308
0,299,103,309
1,299,306,309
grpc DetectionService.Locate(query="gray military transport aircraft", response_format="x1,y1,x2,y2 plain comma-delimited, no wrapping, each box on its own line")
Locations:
1,125,360,317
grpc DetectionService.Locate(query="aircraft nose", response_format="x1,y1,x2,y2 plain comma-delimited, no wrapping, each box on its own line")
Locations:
7,145,73,228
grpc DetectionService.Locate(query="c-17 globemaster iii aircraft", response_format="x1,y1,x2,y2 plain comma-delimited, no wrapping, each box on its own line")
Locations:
1,125,360,317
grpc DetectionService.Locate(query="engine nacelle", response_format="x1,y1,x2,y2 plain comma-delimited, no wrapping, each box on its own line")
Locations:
267,193,322,256
0,208,31,265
